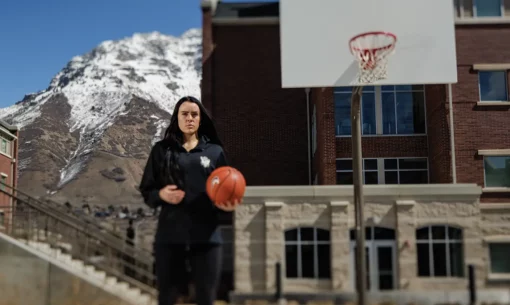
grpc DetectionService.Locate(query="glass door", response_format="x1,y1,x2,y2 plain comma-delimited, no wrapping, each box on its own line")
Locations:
375,244,396,290
351,241,396,291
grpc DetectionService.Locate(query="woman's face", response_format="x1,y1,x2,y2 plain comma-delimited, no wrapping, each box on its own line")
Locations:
178,101,201,136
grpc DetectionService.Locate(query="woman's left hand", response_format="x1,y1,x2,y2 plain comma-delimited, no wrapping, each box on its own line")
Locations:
217,199,242,212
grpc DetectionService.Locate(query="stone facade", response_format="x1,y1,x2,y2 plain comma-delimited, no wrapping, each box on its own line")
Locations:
233,184,510,296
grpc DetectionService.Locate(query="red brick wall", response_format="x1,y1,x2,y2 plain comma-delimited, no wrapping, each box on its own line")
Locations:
211,24,309,185
311,88,336,185
336,136,428,159
454,24,510,202
206,19,510,197
0,131,17,231
313,88,429,185
425,85,452,183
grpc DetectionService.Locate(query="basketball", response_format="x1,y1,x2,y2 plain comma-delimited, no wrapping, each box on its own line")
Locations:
206,166,246,208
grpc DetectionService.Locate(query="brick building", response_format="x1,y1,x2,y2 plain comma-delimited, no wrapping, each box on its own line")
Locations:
201,0,510,198
0,119,19,232
200,0,510,300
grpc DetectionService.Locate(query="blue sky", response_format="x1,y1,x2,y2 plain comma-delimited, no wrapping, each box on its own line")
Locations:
0,0,277,108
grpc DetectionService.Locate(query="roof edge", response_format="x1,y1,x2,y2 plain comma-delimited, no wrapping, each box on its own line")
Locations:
212,16,279,25
0,119,19,131
201,0,220,13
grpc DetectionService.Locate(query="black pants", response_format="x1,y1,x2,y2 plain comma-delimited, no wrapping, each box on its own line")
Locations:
154,243,222,305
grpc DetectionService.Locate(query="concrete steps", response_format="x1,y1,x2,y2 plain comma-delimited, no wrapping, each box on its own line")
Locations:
17,239,156,305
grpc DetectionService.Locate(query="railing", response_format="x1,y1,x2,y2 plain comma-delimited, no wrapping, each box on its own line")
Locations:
0,182,154,253
0,186,157,298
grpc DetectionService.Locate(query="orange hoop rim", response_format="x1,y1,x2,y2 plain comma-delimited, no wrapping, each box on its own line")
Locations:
349,31,397,54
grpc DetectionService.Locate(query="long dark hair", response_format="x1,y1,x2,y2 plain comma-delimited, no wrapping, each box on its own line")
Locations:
161,96,223,189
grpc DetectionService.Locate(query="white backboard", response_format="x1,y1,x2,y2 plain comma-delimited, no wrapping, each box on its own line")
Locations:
279,0,458,88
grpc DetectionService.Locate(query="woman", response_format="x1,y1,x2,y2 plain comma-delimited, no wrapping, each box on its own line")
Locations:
139,96,238,305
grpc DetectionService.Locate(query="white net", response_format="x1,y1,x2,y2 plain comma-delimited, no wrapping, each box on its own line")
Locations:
349,32,397,84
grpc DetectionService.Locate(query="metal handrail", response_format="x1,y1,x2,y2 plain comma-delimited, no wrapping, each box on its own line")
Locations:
0,186,157,298
0,182,154,257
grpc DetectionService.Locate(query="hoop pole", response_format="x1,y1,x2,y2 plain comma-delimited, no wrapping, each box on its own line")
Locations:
351,86,367,305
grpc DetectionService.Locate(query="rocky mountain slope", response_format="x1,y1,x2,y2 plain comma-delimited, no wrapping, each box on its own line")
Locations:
0,29,202,207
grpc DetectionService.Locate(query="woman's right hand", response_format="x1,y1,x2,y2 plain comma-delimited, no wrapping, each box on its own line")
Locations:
159,185,185,204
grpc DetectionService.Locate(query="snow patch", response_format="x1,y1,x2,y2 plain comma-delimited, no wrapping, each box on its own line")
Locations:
0,29,202,189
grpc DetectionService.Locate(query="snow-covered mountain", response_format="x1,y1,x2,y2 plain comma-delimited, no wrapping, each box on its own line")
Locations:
0,29,202,205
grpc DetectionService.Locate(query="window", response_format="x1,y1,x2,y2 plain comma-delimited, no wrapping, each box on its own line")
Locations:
336,157,428,185
334,85,426,136
334,86,376,136
0,176,6,191
489,242,510,274
0,211,4,228
484,156,510,188
479,71,508,102
0,139,7,155
284,227,331,279
474,0,503,17
416,225,464,277
381,85,426,135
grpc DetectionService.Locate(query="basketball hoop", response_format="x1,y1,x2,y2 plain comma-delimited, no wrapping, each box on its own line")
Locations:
349,31,397,84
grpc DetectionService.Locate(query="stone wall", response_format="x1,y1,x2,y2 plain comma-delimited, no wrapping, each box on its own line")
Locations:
232,184,510,294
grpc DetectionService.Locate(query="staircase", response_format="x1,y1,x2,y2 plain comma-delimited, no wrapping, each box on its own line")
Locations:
0,185,158,305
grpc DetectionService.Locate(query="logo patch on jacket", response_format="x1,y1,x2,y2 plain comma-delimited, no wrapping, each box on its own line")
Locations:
200,156,211,168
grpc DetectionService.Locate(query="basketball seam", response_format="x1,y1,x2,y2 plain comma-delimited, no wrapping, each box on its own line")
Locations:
212,168,231,204
227,169,238,203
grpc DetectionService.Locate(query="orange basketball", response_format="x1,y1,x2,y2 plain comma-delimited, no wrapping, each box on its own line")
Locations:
206,166,246,208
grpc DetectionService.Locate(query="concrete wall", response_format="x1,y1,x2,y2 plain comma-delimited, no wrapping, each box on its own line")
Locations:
233,184,510,296
0,233,132,305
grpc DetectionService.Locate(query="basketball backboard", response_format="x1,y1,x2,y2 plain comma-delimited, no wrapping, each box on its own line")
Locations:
279,0,458,88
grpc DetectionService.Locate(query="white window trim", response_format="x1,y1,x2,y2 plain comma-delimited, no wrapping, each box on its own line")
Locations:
336,157,429,184
334,86,428,138
481,152,510,193
0,136,11,158
473,0,504,18
0,127,16,140
484,237,510,280
477,70,509,105
478,149,510,156
480,203,510,210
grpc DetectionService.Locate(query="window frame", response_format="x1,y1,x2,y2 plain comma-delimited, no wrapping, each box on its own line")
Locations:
482,155,510,189
473,0,504,18
478,70,509,102
284,226,331,279
415,225,465,278
335,157,429,185
334,86,377,137
334,85,427,138
0,137,9,157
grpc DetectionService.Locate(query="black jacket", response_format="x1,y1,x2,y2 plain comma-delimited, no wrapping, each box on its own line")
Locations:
139,136,230,245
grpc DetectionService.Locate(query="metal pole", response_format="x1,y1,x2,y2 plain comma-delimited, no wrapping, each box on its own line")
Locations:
351,86,367,305
447,83,457,183
275,261,283,301
468,264,476,305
